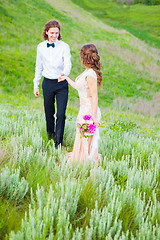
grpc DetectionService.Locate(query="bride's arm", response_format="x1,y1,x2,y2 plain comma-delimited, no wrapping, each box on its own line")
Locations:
86,75,99,125
58,75,77,90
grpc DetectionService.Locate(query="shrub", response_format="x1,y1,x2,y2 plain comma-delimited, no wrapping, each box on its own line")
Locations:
0,167,28,202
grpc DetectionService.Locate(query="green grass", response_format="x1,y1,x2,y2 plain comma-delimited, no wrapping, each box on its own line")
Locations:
0,104,160,239
0,0,160,113
0,0,160,238
71,0,160,48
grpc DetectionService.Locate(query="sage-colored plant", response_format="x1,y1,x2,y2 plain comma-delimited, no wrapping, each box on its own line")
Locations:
0,167,28,202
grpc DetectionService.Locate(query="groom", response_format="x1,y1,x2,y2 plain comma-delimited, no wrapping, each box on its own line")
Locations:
33,20,72,148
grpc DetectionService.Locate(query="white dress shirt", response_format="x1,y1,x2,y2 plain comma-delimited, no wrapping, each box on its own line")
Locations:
33,39,72,89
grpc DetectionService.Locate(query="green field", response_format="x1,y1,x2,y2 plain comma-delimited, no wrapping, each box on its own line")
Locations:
1,103,160,239
0,0,160,239
72,0,160,48
1,0,160,110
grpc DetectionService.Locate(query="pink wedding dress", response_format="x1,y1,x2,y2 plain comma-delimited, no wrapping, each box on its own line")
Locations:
67,68,101,163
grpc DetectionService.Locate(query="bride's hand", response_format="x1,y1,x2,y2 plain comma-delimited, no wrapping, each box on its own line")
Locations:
94,121,101,127
58,74,67,82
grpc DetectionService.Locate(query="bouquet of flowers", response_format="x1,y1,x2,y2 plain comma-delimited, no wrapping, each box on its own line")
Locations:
77,115,97,138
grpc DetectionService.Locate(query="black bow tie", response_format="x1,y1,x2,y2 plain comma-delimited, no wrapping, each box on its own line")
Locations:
47,42,55,48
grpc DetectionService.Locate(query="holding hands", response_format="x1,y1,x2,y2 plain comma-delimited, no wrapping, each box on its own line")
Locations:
58,74,68,82
58,74,77,90
34,75,69,98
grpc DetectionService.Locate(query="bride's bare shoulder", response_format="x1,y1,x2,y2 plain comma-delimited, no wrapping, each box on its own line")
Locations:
76,69,88,81
86,68,97,79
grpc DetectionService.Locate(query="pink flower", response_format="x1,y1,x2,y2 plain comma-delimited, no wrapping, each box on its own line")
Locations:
88,124,96,134
79,127,83,132
83,115,92,121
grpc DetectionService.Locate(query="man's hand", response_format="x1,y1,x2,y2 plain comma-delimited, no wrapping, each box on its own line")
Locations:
34,88,40,97
58,74,67,82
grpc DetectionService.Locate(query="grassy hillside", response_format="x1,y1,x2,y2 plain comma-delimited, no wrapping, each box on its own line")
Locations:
1,0,160,115
1,0,160,239
71,0,160,48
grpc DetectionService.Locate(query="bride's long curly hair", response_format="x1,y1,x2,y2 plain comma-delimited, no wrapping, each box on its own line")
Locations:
80,44,102,87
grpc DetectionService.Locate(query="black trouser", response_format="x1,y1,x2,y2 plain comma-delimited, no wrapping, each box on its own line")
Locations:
42,77,68,145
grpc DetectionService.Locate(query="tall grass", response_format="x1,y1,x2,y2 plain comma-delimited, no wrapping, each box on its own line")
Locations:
1,0,160,238
0,104,160,239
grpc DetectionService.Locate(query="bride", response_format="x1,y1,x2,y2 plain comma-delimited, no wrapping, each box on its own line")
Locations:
58,44,102,163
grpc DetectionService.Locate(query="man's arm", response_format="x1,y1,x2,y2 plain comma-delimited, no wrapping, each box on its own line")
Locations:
63,44,72,76
33,45,43,96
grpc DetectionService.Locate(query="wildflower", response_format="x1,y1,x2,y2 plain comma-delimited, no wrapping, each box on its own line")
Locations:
83,115,92,121
80,127,83,132
78,115,97,138
88,124,96,134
